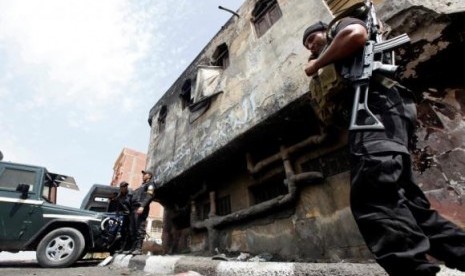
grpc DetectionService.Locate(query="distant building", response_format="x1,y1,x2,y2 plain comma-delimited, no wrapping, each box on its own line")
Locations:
111,147,164,243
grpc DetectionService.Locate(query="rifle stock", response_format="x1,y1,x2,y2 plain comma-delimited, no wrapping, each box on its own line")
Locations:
337,1,411,130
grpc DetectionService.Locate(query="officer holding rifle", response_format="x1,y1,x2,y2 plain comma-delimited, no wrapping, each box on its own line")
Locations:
302,6,465,276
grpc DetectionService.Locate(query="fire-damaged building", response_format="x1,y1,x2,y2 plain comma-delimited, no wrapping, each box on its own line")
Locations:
146,0,465,262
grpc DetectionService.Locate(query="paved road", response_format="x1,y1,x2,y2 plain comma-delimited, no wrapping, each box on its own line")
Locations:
0,259,153,276
1,252,464,276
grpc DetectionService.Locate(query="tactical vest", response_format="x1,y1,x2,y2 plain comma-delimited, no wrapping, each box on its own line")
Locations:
308,63,351,126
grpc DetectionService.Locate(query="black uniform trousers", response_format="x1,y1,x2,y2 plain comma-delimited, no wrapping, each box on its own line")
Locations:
128,206,149,247
351,152,465,276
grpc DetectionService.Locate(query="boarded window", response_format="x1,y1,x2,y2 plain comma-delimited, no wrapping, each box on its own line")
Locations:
192,66,223,102
252,0,282,37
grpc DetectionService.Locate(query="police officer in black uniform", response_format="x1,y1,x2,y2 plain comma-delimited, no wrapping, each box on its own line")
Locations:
110,181,132,253
124,170,157,255
108,181,131,213
303,17,465,276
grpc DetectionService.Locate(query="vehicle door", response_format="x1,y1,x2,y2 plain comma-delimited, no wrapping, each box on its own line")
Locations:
0,164,44,249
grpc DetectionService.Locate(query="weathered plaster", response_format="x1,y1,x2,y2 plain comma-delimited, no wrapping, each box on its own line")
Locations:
147,0,331,184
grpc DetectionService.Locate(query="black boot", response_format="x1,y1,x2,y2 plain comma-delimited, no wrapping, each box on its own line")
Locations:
114,239,127,254
122,241,135,254
131,240,143,255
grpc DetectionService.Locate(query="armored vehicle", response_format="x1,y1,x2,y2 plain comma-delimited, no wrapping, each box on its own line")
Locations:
0,160,112,267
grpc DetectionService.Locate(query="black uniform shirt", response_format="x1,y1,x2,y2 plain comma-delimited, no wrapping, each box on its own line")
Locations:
131,181,156,209
331,17,417,155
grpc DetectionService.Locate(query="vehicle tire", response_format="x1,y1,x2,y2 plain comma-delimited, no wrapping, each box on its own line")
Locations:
36,227,86,268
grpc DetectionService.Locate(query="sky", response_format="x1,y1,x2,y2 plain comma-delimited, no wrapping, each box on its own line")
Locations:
0,0,245,208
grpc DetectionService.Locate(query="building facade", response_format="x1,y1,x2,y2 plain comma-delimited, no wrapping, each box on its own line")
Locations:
111,147,164,243
146,0,465,261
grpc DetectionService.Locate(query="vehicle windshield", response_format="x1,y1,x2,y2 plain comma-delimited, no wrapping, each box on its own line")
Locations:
48,172,79,190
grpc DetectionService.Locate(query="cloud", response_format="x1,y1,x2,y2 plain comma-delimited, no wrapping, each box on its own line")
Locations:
0,0,166,124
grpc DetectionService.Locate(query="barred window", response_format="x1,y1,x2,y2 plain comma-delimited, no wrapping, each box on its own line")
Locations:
196,201,211,221
151,220,163,233
249,176,287,205
195,195,231,219
216,195,231,216
301,149,351,177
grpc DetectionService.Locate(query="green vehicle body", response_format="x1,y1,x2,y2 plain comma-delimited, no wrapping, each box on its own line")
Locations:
0,160,110,267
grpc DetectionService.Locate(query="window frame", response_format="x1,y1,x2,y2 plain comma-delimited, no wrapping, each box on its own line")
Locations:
211,43,230,69
157,105,168,131
0,165,39,194
251,0,282,37
180,79,194,109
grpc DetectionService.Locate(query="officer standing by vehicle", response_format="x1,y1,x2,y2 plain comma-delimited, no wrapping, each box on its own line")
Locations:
124,170,157,255
108,181,131,213
110,181,132,253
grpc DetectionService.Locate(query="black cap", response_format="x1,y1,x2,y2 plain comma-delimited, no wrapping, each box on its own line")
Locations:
119,181,129,187
302,21,328,47
141,170,154,176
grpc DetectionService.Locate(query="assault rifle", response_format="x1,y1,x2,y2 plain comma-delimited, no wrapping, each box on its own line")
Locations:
328,1,411,130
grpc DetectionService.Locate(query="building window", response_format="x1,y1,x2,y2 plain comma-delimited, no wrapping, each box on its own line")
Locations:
196,201,211,221
249,176,287,205
251,0,282,37
149,220,163,244
216,195,231,216
180,79,193,109
151,220,163,233
195,196,231,219
301,149,351,178
158,105,168,131
211,43,230,69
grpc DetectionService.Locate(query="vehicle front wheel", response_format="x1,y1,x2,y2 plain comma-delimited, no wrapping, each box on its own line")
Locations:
36,227,86,268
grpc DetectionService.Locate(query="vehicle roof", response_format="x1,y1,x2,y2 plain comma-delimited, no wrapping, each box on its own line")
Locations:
0,161,79,190
80,184,120,211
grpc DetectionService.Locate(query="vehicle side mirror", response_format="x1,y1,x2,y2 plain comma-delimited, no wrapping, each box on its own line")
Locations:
16,184,30,199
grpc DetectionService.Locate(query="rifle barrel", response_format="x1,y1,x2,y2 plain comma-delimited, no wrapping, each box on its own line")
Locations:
374,34,411,53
